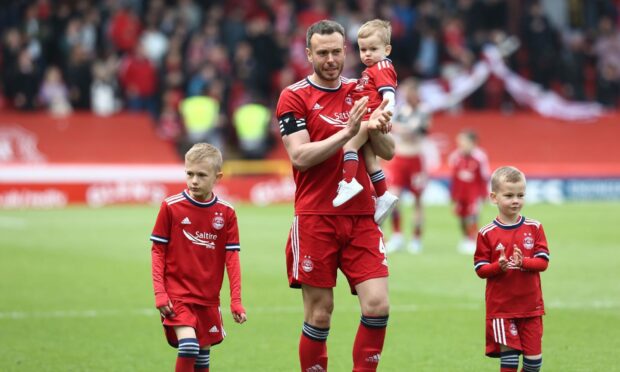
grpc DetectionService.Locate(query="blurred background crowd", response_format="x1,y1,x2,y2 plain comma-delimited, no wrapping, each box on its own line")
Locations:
1,0,619,158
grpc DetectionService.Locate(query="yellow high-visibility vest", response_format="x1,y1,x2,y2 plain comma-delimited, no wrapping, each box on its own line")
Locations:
180,96,219,133
233,103,271,140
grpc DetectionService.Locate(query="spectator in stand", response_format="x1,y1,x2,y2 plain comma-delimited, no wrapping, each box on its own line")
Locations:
187,63,217,98
140,12,168,68
442,14,474,68
91,60,120,117
13,48,40,111
245,15,285,97
108,4,141,55
39,65,71,117
2,28,23,105
412,18,442,79
61,14,97,62
593,15,620,107
221,6,247,52
520,1,560,89
118,44,158,115
177,0,202,32
559,30,588,101
65,44,93,110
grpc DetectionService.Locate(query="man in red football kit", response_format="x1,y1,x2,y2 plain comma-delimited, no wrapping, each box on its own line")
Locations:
474,166,549,372
276,20,394,372
150,143,247,372
448,129,490,254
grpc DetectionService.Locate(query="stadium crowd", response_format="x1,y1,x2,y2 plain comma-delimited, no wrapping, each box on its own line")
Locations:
1,0,619,156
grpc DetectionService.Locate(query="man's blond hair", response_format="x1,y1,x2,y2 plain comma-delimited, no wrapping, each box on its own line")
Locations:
357,19,391,45
185,143,223,171
491,166,526,192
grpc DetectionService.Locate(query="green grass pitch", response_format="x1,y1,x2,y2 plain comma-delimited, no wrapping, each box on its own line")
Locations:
1,201,619,371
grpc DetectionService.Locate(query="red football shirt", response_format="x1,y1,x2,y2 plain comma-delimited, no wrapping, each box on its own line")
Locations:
352,59,397,117
448,147,490,201
474,216,550,319
276,76,375,215
150,190,240,306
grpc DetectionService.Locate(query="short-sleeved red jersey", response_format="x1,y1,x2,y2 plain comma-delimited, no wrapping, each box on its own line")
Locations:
276,77,375,215
448,147,490,201
150,190,240,306
474,216,550,319
353,59,397,117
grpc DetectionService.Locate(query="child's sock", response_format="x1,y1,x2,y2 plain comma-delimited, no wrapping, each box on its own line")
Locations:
413,223,422,239
392,209,401,233
369,170,388,196
343,151,359,182
194,349,210,371
352,315,388,371
521,356,542,372
466,221,478,240
500,349,520,371
299,322,329,371
176,338,199,372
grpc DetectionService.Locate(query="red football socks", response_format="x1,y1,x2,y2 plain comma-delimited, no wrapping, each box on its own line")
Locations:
176,356,196,372
352,315,388,372
343,151,359,182
299,323,329,371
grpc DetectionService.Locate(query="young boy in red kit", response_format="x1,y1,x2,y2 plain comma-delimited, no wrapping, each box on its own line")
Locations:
474,166,549,372
448,129,490,254
150,143,247,372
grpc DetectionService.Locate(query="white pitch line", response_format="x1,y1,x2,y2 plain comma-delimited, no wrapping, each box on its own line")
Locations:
0,301,617,320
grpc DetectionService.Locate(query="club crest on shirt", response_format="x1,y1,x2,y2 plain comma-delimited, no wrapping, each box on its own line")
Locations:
212,212,225,230
509,321,518,336
523,233,534,250
345,96,353,105
354,75,369,91
302,256,314,272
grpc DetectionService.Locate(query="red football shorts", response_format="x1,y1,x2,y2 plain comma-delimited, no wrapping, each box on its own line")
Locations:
385,154,426,197
162,300,225,348
454,198,481,218
286,214,388,294
486,317,543,357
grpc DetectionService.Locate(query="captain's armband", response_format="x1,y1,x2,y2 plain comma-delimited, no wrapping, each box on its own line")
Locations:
279,112,306,136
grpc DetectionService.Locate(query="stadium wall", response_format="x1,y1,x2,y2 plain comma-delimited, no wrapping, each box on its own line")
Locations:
1,112,619,208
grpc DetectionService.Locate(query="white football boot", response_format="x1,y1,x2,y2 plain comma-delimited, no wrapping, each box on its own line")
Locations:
386,233,404,253
374,192,399,224
458,238,476,254
333,178,364,207
407,238,422,254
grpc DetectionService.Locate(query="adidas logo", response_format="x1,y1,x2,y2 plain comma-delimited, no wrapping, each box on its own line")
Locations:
306,365,325,372
181,217,191,225
312,103,323,110
209,325,219,333
365,353,381,363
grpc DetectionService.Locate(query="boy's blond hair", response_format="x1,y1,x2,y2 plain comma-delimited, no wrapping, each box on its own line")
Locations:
357,19,391,45
491,166,526,192
185,143,223,172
